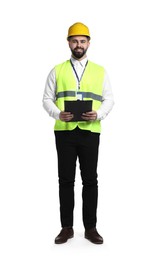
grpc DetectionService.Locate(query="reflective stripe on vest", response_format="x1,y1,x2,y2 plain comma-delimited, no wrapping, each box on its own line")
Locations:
56,91,102,102
54,60,105,133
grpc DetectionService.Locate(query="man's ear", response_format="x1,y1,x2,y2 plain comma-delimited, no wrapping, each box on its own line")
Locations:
67,40,70,48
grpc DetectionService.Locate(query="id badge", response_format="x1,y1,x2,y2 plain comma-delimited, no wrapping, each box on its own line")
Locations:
76,93,83,100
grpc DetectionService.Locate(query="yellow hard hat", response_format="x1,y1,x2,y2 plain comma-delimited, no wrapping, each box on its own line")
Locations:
67,22,90,39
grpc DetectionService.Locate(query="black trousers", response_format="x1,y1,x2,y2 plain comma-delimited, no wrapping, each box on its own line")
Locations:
54,127,100,230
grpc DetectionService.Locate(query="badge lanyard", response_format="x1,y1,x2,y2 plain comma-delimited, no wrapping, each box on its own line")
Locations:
70,59,88,90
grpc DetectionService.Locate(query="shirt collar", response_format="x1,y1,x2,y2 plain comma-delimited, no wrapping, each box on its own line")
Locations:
70,56,88,68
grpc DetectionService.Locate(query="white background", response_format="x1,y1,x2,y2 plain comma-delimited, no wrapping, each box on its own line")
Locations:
0,0,157,259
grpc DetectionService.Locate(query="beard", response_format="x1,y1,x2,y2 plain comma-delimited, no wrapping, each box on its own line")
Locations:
71,47,87,59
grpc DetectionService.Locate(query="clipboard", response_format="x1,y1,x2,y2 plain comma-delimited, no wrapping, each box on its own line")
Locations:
64,100,92,121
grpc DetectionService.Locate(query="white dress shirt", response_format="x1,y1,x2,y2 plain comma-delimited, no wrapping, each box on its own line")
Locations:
43,56,114,120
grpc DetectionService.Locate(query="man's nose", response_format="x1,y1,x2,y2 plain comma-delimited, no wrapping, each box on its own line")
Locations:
77,41,81,47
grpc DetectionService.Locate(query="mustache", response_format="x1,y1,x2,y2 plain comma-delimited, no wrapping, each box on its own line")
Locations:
74,47,84,51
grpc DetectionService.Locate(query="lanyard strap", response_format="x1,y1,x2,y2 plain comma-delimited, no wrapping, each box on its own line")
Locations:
70,59,88,89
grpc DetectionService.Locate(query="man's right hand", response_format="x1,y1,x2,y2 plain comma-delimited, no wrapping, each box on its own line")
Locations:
59,111,74,122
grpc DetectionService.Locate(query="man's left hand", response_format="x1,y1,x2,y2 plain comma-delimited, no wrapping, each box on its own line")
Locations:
81,111,97,121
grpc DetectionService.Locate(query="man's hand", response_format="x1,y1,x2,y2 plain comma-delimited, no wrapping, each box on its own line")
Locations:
59,111,74,122
81,111,97,121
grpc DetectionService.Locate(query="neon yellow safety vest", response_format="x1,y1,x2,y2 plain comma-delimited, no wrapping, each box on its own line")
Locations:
54,60,105,133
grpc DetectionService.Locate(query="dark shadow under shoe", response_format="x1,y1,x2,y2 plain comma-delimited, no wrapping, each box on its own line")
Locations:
85,227,103,244
54,227,74,244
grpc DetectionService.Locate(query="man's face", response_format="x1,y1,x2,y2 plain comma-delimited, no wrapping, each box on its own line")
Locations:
68,36,90,60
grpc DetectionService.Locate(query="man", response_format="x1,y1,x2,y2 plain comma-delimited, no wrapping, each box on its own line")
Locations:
43,22,114,244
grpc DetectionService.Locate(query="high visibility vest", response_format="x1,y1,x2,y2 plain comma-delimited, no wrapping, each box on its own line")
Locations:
54,60,105,133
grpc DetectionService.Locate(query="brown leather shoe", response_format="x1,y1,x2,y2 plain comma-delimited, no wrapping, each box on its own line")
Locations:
54,227,74,244
85,228,103,244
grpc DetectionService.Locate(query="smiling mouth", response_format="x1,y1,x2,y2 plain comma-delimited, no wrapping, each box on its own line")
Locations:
75,48,83,51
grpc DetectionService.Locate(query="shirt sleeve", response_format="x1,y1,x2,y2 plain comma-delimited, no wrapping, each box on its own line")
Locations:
97,71,115,120
42,68,61,120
